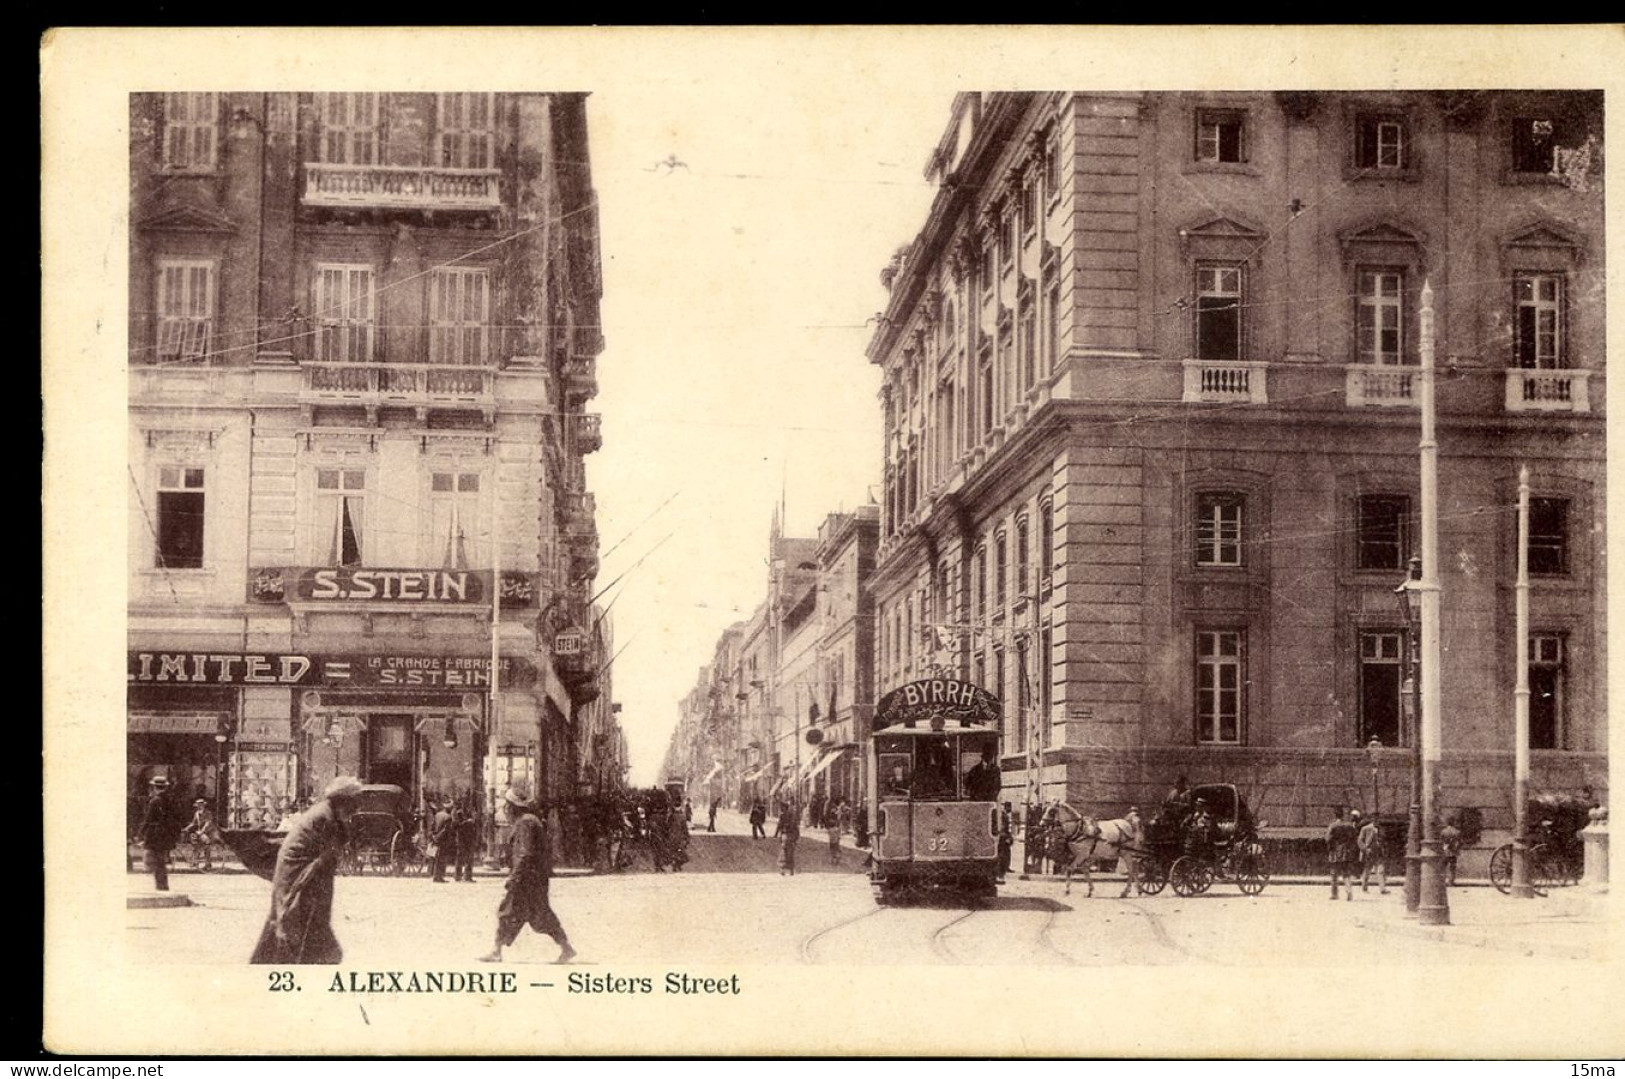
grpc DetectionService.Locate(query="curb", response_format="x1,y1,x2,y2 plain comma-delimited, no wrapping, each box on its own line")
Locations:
1350,913,1603,961
128,892,194,909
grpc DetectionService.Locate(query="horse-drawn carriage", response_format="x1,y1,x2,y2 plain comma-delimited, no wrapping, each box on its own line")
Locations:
339,784,425,876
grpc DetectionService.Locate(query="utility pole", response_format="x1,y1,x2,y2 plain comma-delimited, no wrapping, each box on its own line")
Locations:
1416,279,1451,926
1512,465,1535,897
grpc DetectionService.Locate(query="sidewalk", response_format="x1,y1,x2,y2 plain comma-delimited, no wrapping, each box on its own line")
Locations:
1348,884,1611,961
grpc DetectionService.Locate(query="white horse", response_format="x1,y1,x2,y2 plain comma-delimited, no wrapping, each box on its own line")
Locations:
1044,804,1145,898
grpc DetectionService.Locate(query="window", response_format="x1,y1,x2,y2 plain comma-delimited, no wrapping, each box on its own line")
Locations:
430,472,480,568
977,346,994,438
316,93,379,165
1020,180,1037,236
1019,303,1037,395
1529,634,1565,750
1194,264,1243,361
316,468,366,567
439,93,495,169
1359,631,1405,747
155,260,215,362
974,547,987,623
940,300,956,357
156,466,205,569
1015,637,1031,749
1357,495,1410,571
161,93,217,171
1528,498,1569,575
994,531,1008,612
980,243,995,303
1000,213,1016,270
1355,114,1408,170
1357,270,1405,365
1043,139,1060,200
312,265,375,363
1038,624,1053,747
1194,493,1244,568
993,647,1010,753
1195,109,1245,163
429,267,490,365
1510,116,1566,174
1015,516,1031,600
1514,274,1564,369
1038,501,1054,588
1195,630,1243,744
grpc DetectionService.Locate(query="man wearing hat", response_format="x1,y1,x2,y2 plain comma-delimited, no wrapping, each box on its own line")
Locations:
182,797,219,872
250,776,363,964
137,775,181,891
479,787,575,964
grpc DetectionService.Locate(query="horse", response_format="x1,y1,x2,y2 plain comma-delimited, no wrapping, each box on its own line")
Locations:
1045,805,1145,898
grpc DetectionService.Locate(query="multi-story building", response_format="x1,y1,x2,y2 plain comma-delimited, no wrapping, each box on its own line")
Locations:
126,91,605,833
867,91,1605,834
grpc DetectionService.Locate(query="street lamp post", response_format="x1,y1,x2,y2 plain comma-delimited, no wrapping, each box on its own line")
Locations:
1365,737,1382,820
1395,558,1423,916
1416,279,1451,926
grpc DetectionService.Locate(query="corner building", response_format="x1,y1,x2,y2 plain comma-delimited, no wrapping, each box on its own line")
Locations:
127,92,604,832
868,92,1605,836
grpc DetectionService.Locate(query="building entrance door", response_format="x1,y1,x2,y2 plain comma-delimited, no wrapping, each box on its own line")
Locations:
363,714,416,791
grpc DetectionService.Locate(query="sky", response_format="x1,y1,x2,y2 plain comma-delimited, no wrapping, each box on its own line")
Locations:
581,83,948,785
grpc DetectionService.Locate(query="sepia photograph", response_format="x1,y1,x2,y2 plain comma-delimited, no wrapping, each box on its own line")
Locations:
41,25,1625,1059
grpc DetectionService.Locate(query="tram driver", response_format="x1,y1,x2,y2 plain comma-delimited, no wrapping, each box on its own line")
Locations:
963,746,1002,803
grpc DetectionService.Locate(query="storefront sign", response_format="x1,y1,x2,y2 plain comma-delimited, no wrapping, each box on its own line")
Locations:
553,627,585,656
129,652,535,689
251,568,540,607
127,710,224,734
235,741,291,753
874,677,1002,729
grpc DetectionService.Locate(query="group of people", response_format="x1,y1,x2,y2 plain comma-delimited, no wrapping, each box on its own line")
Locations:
424,797,481,883
1325,805,1463,899
249,777,574,966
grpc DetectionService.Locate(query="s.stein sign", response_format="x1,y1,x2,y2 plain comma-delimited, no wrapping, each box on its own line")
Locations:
250,568,538,606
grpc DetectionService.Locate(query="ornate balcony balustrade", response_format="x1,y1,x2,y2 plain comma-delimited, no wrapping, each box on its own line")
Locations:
1505,369,1591,413
302,163,502,211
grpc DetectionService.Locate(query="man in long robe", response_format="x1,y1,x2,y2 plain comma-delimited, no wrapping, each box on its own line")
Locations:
250,776,362,965
479,788,576,964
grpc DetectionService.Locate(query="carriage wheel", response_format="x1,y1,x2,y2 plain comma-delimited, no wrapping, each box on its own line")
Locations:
1488,844,1514,895
1170,856,1205,897
390,833,408,876
1235,849,1270,896
1137,860,1169,896
1191,861,1214,894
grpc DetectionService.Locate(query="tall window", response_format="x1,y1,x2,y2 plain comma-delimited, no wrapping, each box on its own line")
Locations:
1195,109,1245,163
155,466,205,569
1510,117,1562,174
155,260,215,362
974,547,987,623
1355,114,1409,170
1015,516,1031,600
1195,264,1243,361
1020,180,1036,236
993,647,1011,754
994,531,1008,612
978,346,994,438
1358,270,1405,365
1528,498,1569,575
316,93,379,165
312,266,375,363
1038,501,1054,588
1514,274,1564,369
430,472,480,568
1045,278,1061,374
439,93,495,169
1359,631,1405,747
1529,634,1565,750
1038,624,1053,748
429,267,490,365
316,469,366,567
1357,495,1410,571
1194,493,1244,568
1019,302,1037,394
1195,630,1243,744
980,243,995,305
162,93,217,171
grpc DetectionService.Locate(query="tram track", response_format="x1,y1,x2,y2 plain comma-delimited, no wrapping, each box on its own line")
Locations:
797,904,887,964
926,909,978,963
1034,904,1079,965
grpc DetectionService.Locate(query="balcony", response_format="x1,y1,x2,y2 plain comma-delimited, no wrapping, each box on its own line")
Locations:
1182,360,1268,404
1345,365,1417,408
300,361,496,421
575,413,603,453
1505,369,1591,413
563,356,598,404
302,163,502,211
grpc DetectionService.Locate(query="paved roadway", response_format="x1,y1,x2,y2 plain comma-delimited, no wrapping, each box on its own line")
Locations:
128,824,1600,968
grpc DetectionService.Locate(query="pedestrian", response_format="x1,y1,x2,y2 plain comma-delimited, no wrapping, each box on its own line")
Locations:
250,776,364,964
749,800,767,840
826,801,843,864
1326,806,1359,901
707,797,719,833
837,798,853,836
1439,816,1462,887
775,801,800,876
454,801,480,882
996,801,1014,883
1357,811,1389,895
1117,806,1145,899
667,804,690,871
429,798,455,883
479,788,576,964
138,776,181,892
181,797,219,871
853,805,870,850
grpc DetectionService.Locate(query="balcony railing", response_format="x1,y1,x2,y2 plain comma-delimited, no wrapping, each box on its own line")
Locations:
1345,365,1417,408
1182,360,1269,404
1505,369,1591,413
301,361,495,410
576,413,603,452
303,163,502,211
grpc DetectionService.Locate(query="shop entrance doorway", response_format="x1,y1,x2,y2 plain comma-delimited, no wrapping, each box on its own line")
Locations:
362,714,416,790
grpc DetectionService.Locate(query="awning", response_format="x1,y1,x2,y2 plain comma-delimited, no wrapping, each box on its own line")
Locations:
742,767,766,782
800,744,854,783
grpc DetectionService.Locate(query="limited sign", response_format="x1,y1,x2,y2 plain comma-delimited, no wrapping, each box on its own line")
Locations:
129,652,536,689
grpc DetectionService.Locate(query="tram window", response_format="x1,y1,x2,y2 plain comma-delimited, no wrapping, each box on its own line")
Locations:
880,753,912,796
912,737,957,799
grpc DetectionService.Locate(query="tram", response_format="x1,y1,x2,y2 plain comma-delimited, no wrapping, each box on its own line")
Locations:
867,677,1003,905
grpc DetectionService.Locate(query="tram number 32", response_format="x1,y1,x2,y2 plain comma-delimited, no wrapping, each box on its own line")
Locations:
924,837,951,852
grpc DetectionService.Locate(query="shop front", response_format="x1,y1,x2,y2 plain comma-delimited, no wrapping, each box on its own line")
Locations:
126,682,235,839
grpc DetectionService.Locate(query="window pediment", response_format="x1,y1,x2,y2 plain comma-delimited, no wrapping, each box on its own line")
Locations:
1338,218,1426,269
137,204,238,234
1503,220,1584,253
1179,216,1267,258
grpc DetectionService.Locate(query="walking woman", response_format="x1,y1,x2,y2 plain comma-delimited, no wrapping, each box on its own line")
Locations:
775,801,800,876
